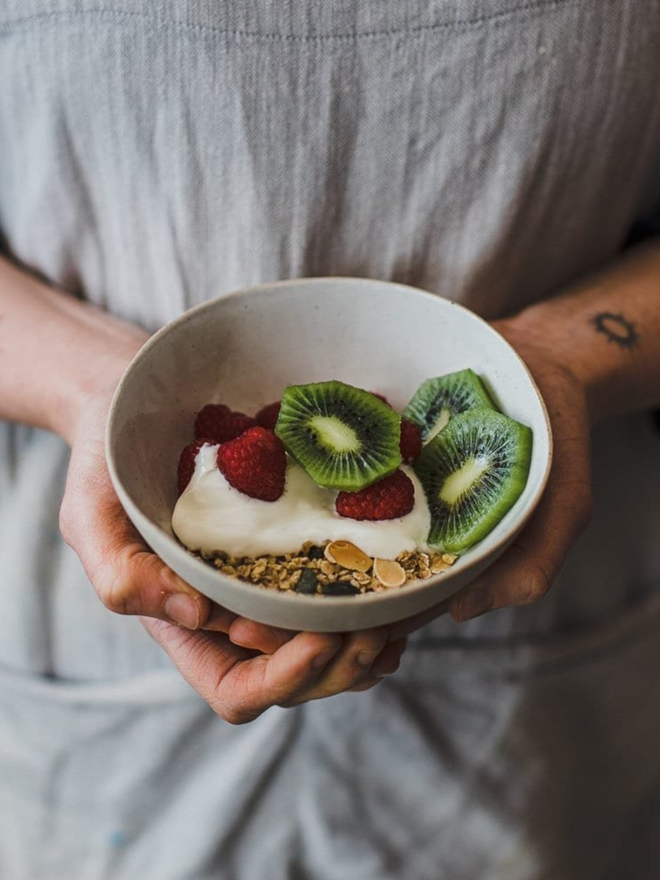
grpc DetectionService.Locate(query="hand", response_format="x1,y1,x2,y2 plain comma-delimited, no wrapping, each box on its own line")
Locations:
141,618,407,724
438,318,594,623
60,368,404,724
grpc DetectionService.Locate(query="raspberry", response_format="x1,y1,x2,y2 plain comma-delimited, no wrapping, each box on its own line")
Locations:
255,401,281,430
335,469,415,521
400,419,422,463
177,438,214,494
368,394,420,462
194,403,256,444
216,426,287,501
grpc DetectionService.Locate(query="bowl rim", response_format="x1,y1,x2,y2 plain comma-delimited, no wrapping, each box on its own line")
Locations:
106,276,554,614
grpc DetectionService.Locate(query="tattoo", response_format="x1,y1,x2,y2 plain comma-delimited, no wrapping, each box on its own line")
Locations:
590,312,639,350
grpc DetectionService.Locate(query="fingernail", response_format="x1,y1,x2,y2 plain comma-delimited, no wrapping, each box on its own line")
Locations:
454,589,492,622
164,593,201,629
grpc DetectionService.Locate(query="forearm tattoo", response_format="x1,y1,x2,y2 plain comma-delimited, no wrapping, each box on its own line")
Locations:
590,312,639,350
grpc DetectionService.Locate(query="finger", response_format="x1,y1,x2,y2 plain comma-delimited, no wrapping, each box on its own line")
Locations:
143,617,343,724
288,628,389,703
228,618,297,653
200,605,240,633
370,637,407,678
449,438,592,622
333,637,408,693
61,439,212,628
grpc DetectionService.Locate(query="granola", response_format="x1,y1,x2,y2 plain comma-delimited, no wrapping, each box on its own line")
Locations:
197,541,458,596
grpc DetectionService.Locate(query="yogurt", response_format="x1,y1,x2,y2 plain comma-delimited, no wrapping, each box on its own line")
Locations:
172,443,431,559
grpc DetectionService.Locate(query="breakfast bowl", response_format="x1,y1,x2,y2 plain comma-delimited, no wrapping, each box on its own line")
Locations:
106,277,552,632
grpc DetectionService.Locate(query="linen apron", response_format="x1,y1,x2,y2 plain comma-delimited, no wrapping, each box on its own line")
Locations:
1,2,660,877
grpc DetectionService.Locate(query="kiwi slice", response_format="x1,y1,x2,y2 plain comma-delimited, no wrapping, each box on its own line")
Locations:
275,380,402,491
414,408,532,552
403,369,497,442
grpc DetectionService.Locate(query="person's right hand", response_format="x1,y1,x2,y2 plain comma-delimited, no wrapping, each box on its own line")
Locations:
0,255,404,723
59,366,404,724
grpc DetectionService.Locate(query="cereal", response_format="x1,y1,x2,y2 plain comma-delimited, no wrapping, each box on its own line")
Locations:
201,540,459,596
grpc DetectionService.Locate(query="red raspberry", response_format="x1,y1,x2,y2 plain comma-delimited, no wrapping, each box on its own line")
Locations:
177,438,214,494
400,419,422,462
216,426,287,501
255,400,281,430
335,469,415,521
194,403,256,444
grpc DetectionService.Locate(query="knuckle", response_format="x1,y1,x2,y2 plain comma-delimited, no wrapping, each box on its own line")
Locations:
214,667,265,725
96,574,136,615
517,566,552,606
218,703,259,726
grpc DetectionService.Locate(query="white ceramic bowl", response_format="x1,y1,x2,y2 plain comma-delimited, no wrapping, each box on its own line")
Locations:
106,278,552,632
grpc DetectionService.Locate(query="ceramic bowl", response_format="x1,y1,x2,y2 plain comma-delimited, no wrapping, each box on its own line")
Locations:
106,278,552,632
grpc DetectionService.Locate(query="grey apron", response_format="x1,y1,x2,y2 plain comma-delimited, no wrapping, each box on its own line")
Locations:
1,2,659,877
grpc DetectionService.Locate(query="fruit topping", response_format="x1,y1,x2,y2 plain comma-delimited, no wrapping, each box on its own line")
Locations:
403,369,496,442
414,408,532,552
177,438,214,494
216,426,287,502
255,401,281,430
275,380,401,491
195,403,256,444
399,419,423,462
335,469,415,521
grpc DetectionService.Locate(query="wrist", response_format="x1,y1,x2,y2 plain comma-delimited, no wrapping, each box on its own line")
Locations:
495,304,599,419
46,295,148,445
497,286,649,425
0,257,149,443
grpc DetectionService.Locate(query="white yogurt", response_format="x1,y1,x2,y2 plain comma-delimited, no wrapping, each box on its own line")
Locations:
172,443,431,559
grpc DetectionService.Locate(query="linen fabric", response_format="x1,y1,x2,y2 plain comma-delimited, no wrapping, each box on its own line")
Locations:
1,2,660,877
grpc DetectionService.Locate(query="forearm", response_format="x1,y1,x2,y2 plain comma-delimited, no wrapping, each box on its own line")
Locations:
501,239,660,423
0,257,146,443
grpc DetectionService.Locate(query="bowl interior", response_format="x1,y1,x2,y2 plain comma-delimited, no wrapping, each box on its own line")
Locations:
107,278,551,631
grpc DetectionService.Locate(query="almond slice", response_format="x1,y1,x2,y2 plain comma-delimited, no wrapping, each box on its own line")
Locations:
442,553,459,565
430,554,450,574
324,540,372,572
373,558,406,588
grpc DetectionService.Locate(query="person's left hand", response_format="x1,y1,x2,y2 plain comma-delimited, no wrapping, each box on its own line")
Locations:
438,318,592,622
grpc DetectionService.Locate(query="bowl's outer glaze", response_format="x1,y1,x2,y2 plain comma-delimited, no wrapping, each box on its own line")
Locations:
107,278,552,632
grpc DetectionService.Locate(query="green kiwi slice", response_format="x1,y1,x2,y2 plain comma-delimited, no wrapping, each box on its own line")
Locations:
403,369,497,442
414,408,532,552
275,380,402,491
